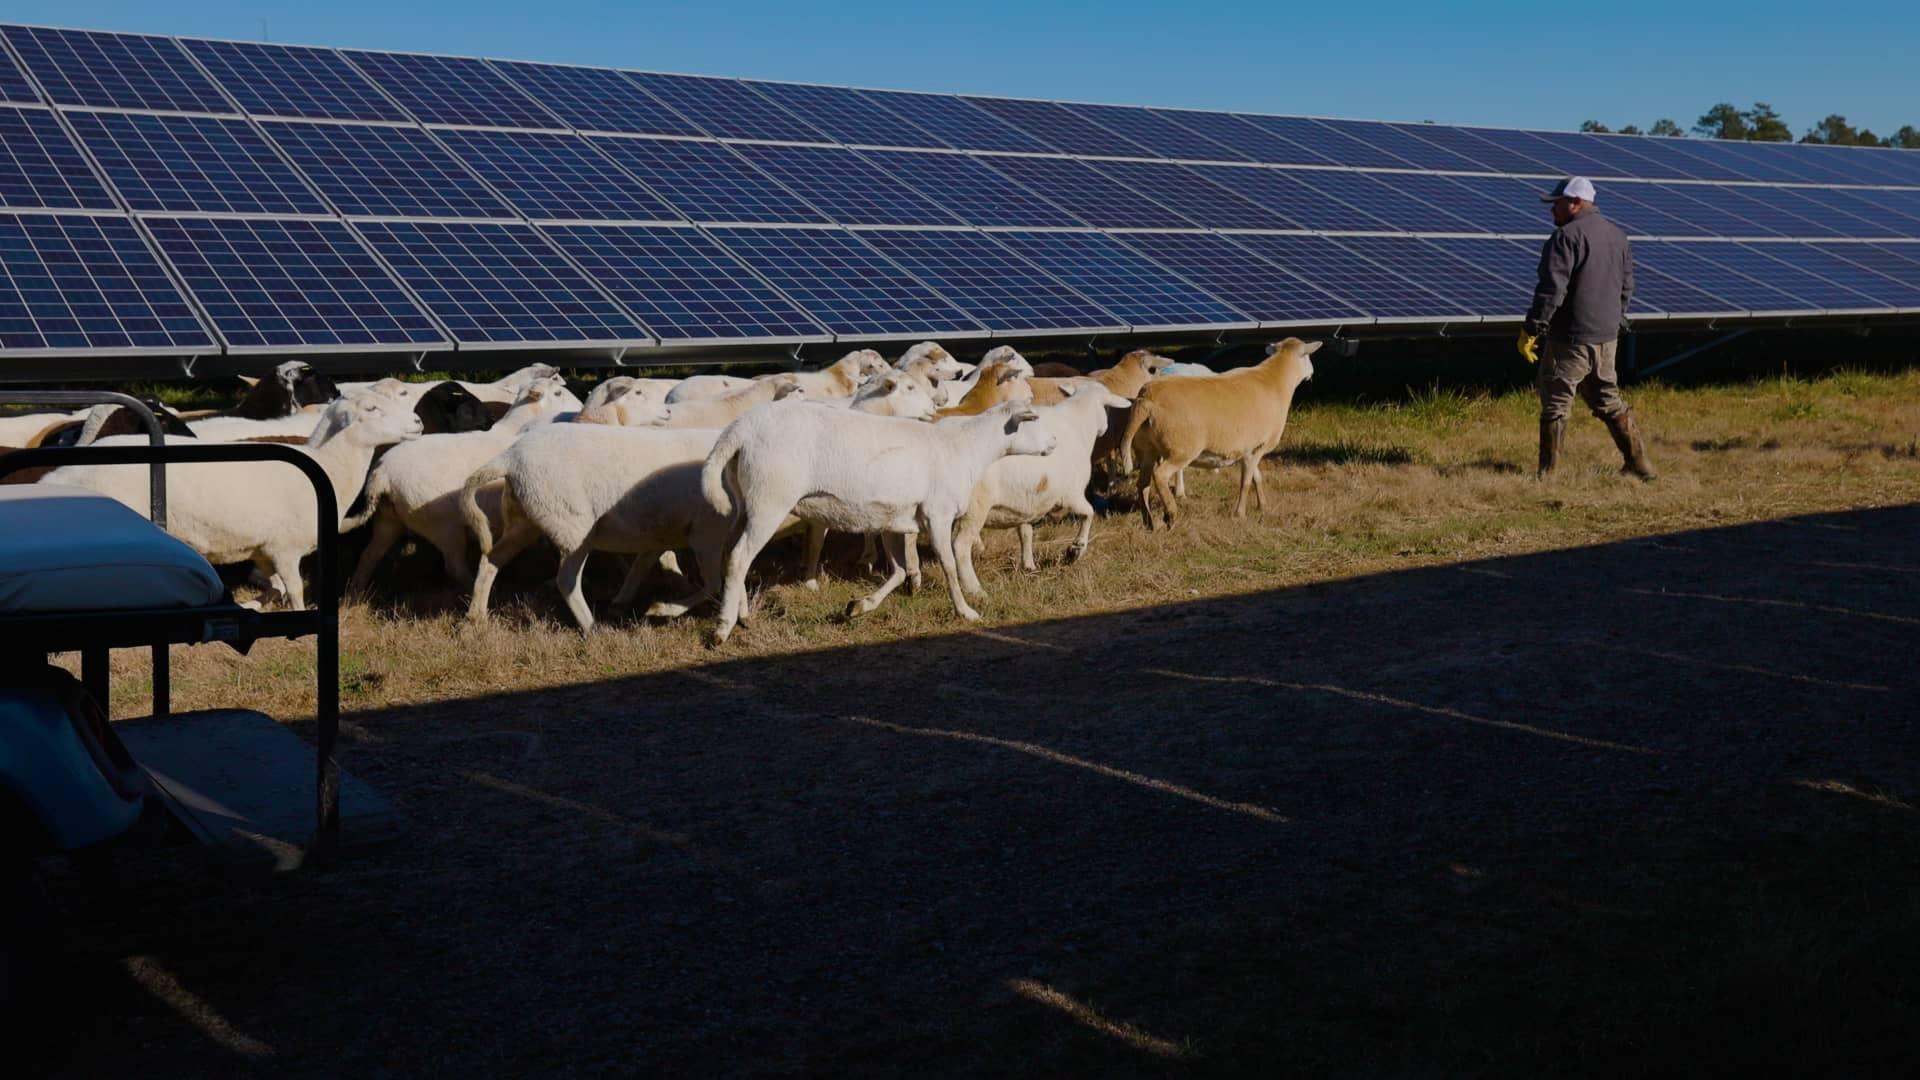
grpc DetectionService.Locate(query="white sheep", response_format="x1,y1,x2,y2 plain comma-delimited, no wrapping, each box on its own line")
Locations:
44,394,423,610
702,398,1057,642
952,384,1130,599
664,373,756,403
659,374,806,428
341,377,584,592
577,376,679,425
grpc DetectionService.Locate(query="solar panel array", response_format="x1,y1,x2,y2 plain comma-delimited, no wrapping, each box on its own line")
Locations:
2,21,1919,366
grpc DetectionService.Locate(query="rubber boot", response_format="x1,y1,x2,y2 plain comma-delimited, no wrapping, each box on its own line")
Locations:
1536,418,1565,479
1604,410,1656,480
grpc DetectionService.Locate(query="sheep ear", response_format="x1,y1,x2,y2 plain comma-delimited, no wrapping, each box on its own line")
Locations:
236,374,259,388
1059,382,1078,398
1302,339,1324,355
994,367,1019,385
1013,407,1039,423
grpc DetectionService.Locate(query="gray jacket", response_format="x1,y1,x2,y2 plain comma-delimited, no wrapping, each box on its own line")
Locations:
1526,208,1633,345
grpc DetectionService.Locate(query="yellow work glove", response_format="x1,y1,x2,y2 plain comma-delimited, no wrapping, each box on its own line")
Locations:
1516,330,1540,365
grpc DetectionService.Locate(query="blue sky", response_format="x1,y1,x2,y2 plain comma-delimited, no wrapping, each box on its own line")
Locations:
8,1,1918,137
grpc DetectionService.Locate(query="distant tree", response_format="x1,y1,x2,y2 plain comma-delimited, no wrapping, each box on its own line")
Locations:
1802,114,1857,144
1649,118,1685,137
1743,102,1793,141
1886,125,1920,149
1695,103,1749,139
1618,124,1644,135
1579,119,1611,133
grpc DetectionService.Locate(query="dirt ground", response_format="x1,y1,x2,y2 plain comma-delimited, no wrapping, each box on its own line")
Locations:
14,498,1918,1077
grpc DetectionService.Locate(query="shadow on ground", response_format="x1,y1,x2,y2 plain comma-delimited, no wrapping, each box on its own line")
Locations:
16,505,1920,1077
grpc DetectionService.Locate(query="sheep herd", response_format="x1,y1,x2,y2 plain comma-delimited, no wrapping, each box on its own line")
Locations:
2,337,1320,643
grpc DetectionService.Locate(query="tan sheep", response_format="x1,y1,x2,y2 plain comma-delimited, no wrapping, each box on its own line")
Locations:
1027,348,1169,406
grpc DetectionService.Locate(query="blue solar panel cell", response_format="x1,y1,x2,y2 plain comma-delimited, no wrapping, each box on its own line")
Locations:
1825,187,1920,233
1849,148,1920,186
588,137,825,224
1237,115,1402,168
1083,161,1296,229
432,129,680,222
1596,136,1726,181
262,121,513,219
743,80,945,149
1060,103,1250,161
1431,175,1556,235
182,38,407,121
1781,187,1909,238
1644,138,1769,182
0,39,37,103
4,26,234,113
1735,185,1881,237
706,226,983,338
144,216,444,349
963,97,1156,158
1709,140,1850,185
342,50,559,128
861,150,1080,227
627,73,826,143
1326,235,1524,313
490,61,704,136
1115,231,1367,324
1813,243,1920,297
992,230,1250,330
854,90,1053,153
0,106,116,210
1324,120,1486,171
1156,110,1332,165
1697,184,1837,237
862,229,1123,333
1611,182,1775,237
1758,242,1920,308
1632,241,1815,312
1299,169,1488,234
1622,263,1743,316
732,144,958,226
68,111,326,215
1426,236,1543,303
1189,165,1395,232
1711,242,1889,309
1594,183,1709,237
540,224,826,342
1227,233,1465,319
352,220,647,344
1470,128,1619,179
0,212,212,351
973,155,1196,229
1387,123,1552,174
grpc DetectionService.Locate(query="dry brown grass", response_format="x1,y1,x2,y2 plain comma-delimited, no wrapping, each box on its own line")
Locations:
79,367,1920,720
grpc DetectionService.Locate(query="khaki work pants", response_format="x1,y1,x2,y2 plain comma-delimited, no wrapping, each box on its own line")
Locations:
1537,338,1628,422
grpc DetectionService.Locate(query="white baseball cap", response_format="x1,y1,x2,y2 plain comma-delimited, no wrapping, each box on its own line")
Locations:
1541,176,1597,202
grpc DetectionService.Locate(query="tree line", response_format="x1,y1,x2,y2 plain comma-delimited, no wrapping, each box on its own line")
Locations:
1578,103,1920,149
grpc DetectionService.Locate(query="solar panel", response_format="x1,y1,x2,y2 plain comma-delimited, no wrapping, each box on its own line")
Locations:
1323,120,1486,171
431,128,680,222
743,80,946,149
1709,242,1888,310
588,137,825,224
1835,188,1920,233
0,34,43,102
66,111,327,216
1596,183,1709,237
1116,231,1368,324
1696,184,1836,237
1293,169,1488,234
626,73,826,143
341,49,560,128
1579,134,1714,182
0,106,117,210
261,120,514,219
1632,241,1814,312
862,229,1124,333
1865,243,1920,271
705,226,983,339
1811,242,1920,299
1425,235,1541,300
490,60,703,136
1608,183,1771,237
1387,123,1553,174
1640,138,1763,183
1156,110,1331,165
963,96,1156,158
1237,115,1378,166
1190,165,1395,232
1084,161,1296,229
854,90,1053,153
1734,185,1881,238
4,26,234,113
1755,242,1920,308
1060,103,1251,161
972,154,1196,229
1845,147,1920,187
1228,232,1466,319
539,223,827,342
860,150,1081,227
1426,174,1555,234
1624,262,1744,317
1784,189,1911,238
181,38,407,121
732,144,958,226
143,216,445,349
1696,140,1821,184
1325,235,1524,313
1469,127,1619,179
991,230,1250,330
0,212,212,351
352,220,647,345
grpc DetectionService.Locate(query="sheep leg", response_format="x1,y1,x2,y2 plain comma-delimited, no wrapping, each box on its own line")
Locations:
420,519,473,588
1233,458,1257,517
609,548,660,612
927,513,980,622
1175,469,1188,499
648,520,725,618
1018,523,1038,572
555,544,600,633
1251,455,1269,511
714,510,786,644
802,523,828,591
1065,492,1096,562
1149,462,1182,530
902,531,923,594
268,549,307,612
953,514,987,599
468,519,539,622
848,532,910,617
348,508,405,595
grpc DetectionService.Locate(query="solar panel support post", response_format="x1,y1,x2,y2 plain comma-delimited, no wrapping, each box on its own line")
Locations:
408,351,428,373
610,346,630,367
178,354,201,379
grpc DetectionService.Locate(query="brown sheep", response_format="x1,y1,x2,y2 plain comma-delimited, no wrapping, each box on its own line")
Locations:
1120,338,1319,529
933,352,1034,418
1028,349,1169,406
1028,361,1084,378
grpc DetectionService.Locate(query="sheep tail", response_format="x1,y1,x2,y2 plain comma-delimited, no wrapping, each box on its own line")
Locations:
460,456,511,554
338,466,387,533
1119,397,1155,474
701,426,743,516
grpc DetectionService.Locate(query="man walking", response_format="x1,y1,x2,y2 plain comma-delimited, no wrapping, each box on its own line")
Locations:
1518,176,1655,480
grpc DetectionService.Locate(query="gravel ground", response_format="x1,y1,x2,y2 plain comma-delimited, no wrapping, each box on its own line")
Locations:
15,502,1919,1077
